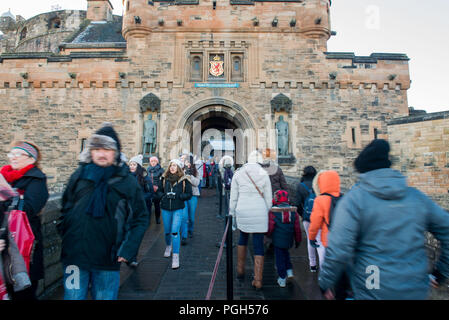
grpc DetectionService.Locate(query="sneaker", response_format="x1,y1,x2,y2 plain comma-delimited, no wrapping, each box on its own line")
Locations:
277,277,287,288
310,265,318,272
287,269,294,279
164,245,172,258
172,253,180,269
128,261,139,268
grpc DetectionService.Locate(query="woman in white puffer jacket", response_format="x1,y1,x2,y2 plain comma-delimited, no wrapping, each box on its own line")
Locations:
229,151,272,289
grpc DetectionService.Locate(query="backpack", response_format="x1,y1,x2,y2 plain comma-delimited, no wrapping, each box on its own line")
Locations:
223,167,233,190
321,193,343,229
301,182,315,222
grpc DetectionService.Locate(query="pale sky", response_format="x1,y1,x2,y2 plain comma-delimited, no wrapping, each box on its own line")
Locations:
1,0,448,113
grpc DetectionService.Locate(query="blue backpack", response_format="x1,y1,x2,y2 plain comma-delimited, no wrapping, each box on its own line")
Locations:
301,182,316,222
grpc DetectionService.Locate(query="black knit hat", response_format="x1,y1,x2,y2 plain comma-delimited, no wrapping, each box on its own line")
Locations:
354,139,391,173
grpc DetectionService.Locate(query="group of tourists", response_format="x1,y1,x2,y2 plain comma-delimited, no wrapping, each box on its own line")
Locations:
229,139,449,300
1,122,449,300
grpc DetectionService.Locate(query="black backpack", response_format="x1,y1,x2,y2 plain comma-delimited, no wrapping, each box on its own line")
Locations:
321,193,343,229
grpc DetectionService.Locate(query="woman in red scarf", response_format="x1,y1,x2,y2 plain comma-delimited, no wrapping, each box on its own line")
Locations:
0,141,49,300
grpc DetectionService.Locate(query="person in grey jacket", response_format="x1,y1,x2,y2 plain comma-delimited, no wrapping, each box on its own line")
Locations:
319,139,449,300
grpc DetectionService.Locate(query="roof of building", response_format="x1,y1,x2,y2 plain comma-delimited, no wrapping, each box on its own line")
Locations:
70,18,125,44
1,9,15,20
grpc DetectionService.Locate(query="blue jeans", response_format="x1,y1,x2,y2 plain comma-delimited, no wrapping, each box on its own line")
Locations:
238,232,265,256
162,208,183,254
274,247,292,279
186,196,198,233
63,265,120,300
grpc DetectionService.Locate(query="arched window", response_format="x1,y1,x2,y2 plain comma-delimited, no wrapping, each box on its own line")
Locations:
20,27,27,41
234,57,241,72
50,17,61,29
190,54,203,81
231,54,243,81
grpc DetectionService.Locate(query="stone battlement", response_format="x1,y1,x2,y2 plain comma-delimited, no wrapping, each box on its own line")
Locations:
122,0,331,40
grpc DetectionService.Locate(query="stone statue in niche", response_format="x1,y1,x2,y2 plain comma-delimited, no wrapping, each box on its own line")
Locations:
276,115,289,156
142,114,157,155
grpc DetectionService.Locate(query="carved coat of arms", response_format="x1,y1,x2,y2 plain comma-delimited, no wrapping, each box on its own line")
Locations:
209,55,224,77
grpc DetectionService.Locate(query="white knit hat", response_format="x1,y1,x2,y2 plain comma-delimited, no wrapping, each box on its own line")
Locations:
129,154,143,167
169,158,183,169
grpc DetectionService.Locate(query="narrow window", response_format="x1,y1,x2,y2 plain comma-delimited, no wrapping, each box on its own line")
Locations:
234,58,240,72
190,54,203,81
231,54,243,82
20,27,27,40
351,128,356,144
81,138,87,152
374,128,378,139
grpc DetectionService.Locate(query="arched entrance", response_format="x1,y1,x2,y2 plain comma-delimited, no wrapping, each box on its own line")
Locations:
177,98,258,167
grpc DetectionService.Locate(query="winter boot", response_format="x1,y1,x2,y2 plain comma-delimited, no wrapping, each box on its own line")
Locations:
252,255,264,290
236,245,247,280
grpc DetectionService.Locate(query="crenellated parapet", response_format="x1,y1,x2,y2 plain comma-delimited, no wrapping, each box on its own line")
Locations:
122,0,331,40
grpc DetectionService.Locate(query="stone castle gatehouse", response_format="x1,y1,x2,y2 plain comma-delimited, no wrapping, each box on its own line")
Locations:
0,0,413,193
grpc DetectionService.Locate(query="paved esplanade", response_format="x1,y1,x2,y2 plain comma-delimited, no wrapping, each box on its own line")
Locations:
118,188,323,300
49,188,323,300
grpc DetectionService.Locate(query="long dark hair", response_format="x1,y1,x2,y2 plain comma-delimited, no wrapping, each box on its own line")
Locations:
134,163,148,187
185,156,198,177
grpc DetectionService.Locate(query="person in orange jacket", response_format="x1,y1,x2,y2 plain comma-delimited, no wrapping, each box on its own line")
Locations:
308,170,341,270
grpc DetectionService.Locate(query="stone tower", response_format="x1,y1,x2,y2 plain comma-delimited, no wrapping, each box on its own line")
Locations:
87,0,114,22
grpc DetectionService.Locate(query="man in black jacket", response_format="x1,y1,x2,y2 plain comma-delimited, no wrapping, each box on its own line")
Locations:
59,123,149,300
295,165,318,272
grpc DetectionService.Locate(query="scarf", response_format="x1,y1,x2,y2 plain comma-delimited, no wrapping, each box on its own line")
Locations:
166,173,180,185
0,164,35,184
81,163,117,218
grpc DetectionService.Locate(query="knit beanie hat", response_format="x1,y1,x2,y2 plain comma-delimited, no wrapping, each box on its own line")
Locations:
129,154,143,167
354,139,392,173
170,158,183,169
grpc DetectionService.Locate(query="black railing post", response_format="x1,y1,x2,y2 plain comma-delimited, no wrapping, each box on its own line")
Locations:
226,214,233,300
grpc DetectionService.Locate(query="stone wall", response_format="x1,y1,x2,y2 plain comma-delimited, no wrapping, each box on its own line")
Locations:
3,10,87,54
388,111,449,299
34,195,63,299
388,111,449,211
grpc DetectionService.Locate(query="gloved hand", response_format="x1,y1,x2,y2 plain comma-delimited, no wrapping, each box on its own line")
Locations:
309,239,320,248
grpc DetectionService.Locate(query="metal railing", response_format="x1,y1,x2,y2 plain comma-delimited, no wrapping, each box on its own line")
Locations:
206,214,233,300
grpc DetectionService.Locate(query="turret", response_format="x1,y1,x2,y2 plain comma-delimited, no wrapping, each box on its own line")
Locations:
122,0,332,42
87,0,113,22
